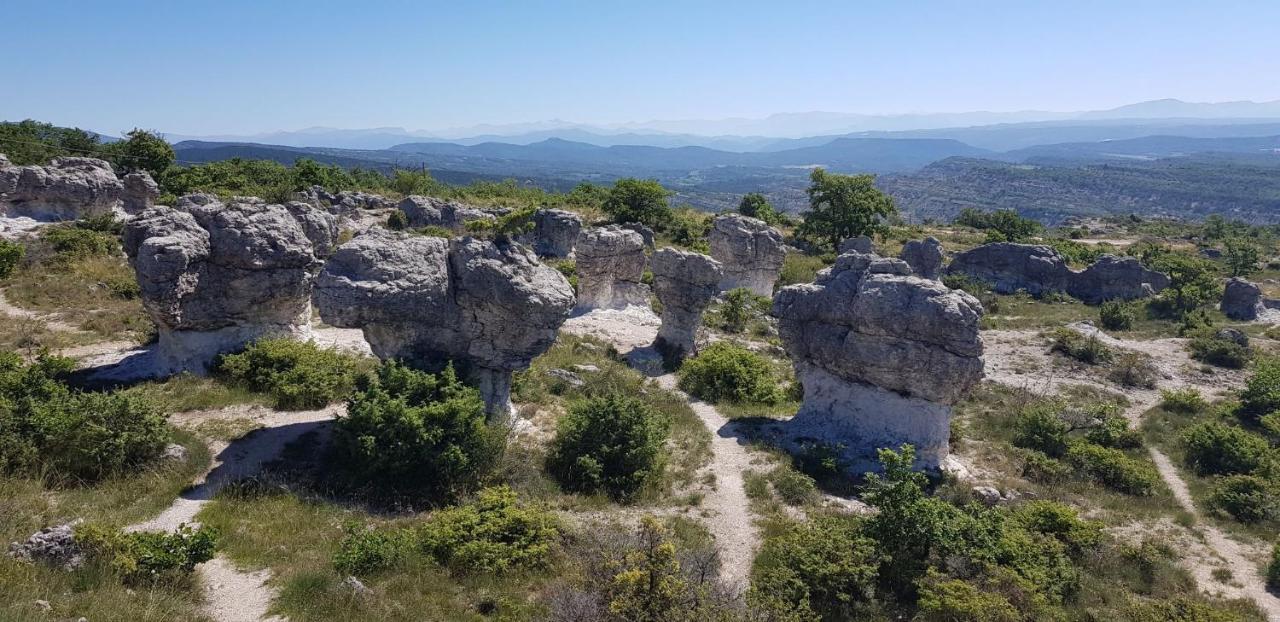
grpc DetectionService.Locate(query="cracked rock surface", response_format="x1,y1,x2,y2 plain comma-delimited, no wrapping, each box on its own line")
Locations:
574,225,650,312
651,248,722,361
0,156,124,221
899,236,945,280
398,195,495,232
709,214,786,297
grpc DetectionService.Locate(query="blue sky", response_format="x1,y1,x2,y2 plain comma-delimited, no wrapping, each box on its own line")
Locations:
2,0,1278,135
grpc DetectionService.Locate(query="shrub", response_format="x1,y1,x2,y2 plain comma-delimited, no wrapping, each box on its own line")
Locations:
0,353,169,482
1188,333,1251,369
547,394,669,500
1012,406,1070,457
387,209,409,230
602,178,671,228
1008,500,1103,556
0,239,24,278
41,225,118,260
1020,449,1072,483
1084,415,1143,449
215,338,365,410
1099,300,1136,331
1239,357,1280,425
1181,421,1269,476
677,341,781,405
1159,388,1206,413
1109,351,1158,388
719,287,757,333
1065,442,1159,495
1208,475,1277,524
1268,543,1280,591
779,252,830,287
333,523,410,576
942,273,992,297
77,522,217,584
749,515,880,621
418,486,559,573
770,466,818,506
1047,328,1111,364
329,362,502,502
914,571,1020,622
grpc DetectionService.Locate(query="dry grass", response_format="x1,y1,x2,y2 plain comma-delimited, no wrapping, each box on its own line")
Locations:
6,254,151,343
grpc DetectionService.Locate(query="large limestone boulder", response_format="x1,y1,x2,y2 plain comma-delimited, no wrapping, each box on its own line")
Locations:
519,208,582,258
1066,255,1169,304
1221,277,1263,320
314,230,574,416
899,237,946,280
650,248,723,362
397,196,495,232
122,194,339,374
946,243,1071,296
0,156,124,221
774,251,985,470
709,214,786,296
574,225,650,312
120,172,160,215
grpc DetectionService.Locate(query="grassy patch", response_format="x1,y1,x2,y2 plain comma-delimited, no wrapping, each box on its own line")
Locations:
122,373,268,413
6,254,151,343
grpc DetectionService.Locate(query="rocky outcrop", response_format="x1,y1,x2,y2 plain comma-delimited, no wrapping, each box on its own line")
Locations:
620,222,656,250
1222,278,1264,320
519,208,582,258
0,156,124,221
295,185,393,220
709,214,786,296
773,251,985,470
839,236,874,254
397,196,494,232
946,243,1168,303
123,195,339,374
650,248,723,361
1066,255,1170,304
8,522,84,570
120,172,160,215
314,230,574,416
899,237,945,280
574,225,650,312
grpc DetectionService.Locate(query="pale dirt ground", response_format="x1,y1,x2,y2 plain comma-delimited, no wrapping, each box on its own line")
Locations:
980,327,1280,619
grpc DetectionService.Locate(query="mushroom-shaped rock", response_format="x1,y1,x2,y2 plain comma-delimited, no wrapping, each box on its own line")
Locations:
0,156,123,221
773,251,985,470
946,242,1071,296
899,237,946,280
519,208,582,258
1066,255,1169,304
574,225,650,312
122,195,339,374
397,196,495,232
120,172,159,215
313,230,574,417
709,214,786,296
650,248,723,361
1221,277,1263,321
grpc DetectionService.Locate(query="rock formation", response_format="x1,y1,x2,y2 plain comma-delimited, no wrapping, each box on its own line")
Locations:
1222,277,1265,320
123,194,339,374
899,237,946,280
650,248,723,361
773,251,985,470
839,235,874,254
519,208,582,258
946,242,1168,303
398,196,495,232
295,185,393,219
0,156,124,221
574,225,650,312
313,230,574,416
709,214,786,296
620,222,656,249
8,522,83,570
120,172,160,215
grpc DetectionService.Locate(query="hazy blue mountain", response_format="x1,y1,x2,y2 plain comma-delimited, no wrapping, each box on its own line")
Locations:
1001,134,1280,163
1079,98,1280,120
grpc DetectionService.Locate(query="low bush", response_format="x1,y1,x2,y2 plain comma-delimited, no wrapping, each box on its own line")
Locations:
1065,441,1159,495
941,273,992,297
386,210,409,230
1239,357,1280,425
1099,300,1136,331
718,287,764,334
547,394,669,500
1007,500,1104,556
41,225,119,260
1021,449,1073,483
333,523,410,576
1269,542,1280,591
1084,415,1143,449
1181,421,1270,476
1188,333,1251,369
677,341,781,405
329,362,502,502
1159,388,1207,413
749,514,880,621
779,252,831,288
1208,475,1277,524
0,353,169,482
0,239,24,278
418,486,559,573
1109,351,1158,388
77,522,217,585
1048,328,1112,364
215,338,367,410
769,466,818,506
1012,405,1070,457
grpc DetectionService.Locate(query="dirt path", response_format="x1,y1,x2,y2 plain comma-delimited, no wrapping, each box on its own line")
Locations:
982,327,1280,619
128,405,341,622
653,374,759,588
0,288,83,333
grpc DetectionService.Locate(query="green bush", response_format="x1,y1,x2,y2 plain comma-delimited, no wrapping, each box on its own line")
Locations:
418,486,559,573
1008,500,1103,556
1099,300,1136,331
42,225,118,260
770,466,818,506
329,362,501,502
1021,449,1072,483
914,571,1020,622
1159,388,1206,413
77,522,217,585
1065,442,1159,495
0,353,169,482
1208,475,1277,524
547,394,669,500
333,523,410,576
1268,542,1280,591
1187,333,1251,369
1109,351,1158,389
1239,357,1280,425
215,338,366,410
1012,405,1070,457
1181,421,1270,476
387,209,409,230
1084,415,1143,449
1048,328,1112,364
749,515,880,621
719,287,758,333
602,178,671,228
677,341,781,405
0,239,24,278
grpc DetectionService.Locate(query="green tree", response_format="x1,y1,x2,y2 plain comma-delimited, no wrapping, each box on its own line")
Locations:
1144,252,1221,316
605,517,689,622
798,169,897,249
737,192,780,225
111,128,175,177
0,119,101,165
603,178,672,228
1224,237,1261,277
547,394,670,500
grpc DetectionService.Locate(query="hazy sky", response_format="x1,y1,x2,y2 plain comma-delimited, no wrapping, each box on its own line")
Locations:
3,0,1278,135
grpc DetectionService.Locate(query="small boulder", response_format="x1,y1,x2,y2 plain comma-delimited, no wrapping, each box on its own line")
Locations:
898,237,946,280
946,243,1071,296
0,156,124,221
1221,277,1263,321
1215,327,1250,347
8,521,84,570
650,248,723,362
838,236,874,254
1066,255,1169,304
120,171,160,215
519,208,582,258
